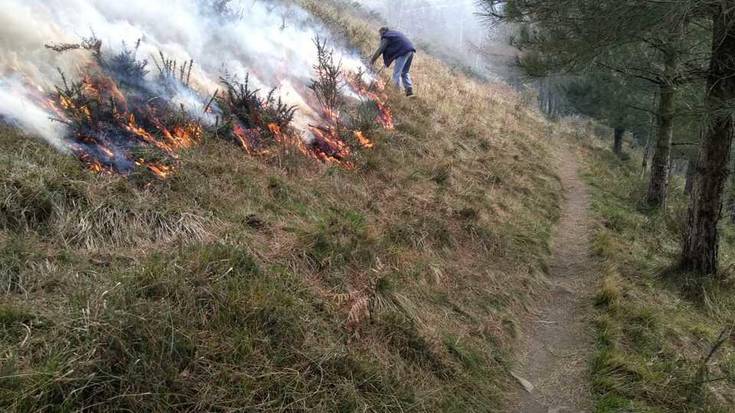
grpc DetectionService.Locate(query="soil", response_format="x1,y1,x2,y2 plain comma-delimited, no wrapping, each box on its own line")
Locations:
510,147,595,413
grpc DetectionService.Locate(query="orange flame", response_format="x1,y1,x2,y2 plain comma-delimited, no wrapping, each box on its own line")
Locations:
307,125,354,169
146,163,174,179
48,71,204,179
136,158,175,179
345,74,395,130
353,131,374,149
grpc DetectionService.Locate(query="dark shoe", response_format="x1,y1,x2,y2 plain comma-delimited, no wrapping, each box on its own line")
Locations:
405,88,415,97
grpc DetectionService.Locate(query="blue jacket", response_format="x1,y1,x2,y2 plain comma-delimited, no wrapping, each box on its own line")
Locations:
380,30,416,66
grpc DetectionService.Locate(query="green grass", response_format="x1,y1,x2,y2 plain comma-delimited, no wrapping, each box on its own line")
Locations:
580,139,735,413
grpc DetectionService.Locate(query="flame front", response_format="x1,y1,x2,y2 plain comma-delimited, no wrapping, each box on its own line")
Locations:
47,71,203,179
45,65,392,177
346,74,395,130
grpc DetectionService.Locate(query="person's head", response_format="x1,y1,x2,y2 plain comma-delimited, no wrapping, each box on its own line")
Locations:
379,27,389,36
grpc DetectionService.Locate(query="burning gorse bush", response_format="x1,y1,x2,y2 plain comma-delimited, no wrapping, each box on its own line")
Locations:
210,36,394,169
46,37,206,178
42,34,394,177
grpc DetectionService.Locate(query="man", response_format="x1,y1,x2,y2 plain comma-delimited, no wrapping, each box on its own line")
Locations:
370,27,416,97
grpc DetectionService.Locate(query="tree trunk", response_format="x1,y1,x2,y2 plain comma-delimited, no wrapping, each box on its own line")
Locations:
613,127,625,155
646,79,676,208
642,93,658,177
632,131,642,150
681,4,735,277
685,156,697,195
728,158,735,223
641,136,652,177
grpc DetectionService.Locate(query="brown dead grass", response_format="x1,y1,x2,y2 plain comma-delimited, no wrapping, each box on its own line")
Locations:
0,2,566,411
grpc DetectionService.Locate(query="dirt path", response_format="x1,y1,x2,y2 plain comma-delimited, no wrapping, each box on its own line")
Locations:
510,147,594,413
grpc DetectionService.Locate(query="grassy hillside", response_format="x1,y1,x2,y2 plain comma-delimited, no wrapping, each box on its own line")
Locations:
0,2,563,411
579,134,735,412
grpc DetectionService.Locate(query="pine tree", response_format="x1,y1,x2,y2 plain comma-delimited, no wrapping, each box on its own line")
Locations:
680,1,735,277
481,0,710,208
485,0,735,279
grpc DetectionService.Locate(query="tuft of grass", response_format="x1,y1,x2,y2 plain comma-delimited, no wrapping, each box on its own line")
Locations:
444,335,484,373
378,312,451,377
595,267,624,309
0,305,34,328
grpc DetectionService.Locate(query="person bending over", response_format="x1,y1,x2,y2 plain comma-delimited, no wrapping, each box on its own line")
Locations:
370,27,416,97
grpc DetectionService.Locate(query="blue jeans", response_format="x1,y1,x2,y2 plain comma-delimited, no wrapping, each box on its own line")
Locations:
392,52,414,91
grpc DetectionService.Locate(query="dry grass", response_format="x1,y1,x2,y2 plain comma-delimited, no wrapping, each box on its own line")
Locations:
0,2,565,411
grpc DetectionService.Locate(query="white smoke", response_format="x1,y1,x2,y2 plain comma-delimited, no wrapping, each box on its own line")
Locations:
0,77,68,150
0,0,370,147
355,0,519,82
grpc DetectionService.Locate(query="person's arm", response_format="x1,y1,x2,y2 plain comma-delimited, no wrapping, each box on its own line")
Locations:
370,38,389,66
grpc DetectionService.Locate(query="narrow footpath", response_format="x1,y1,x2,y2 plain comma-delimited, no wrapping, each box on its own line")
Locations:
511,147,594,413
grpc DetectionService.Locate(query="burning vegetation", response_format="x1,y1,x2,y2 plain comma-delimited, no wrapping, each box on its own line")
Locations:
305,38,394,167
216,75,306,157
40,34,394,178
45,38,205,179
214,37,394,169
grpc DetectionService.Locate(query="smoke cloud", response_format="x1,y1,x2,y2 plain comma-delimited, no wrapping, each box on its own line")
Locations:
0,77,68,150
355,0,518,82
0,0,369,147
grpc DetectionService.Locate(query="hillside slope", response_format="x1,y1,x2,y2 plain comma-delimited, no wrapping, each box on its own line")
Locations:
579,134,735,412
0,2,564,411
